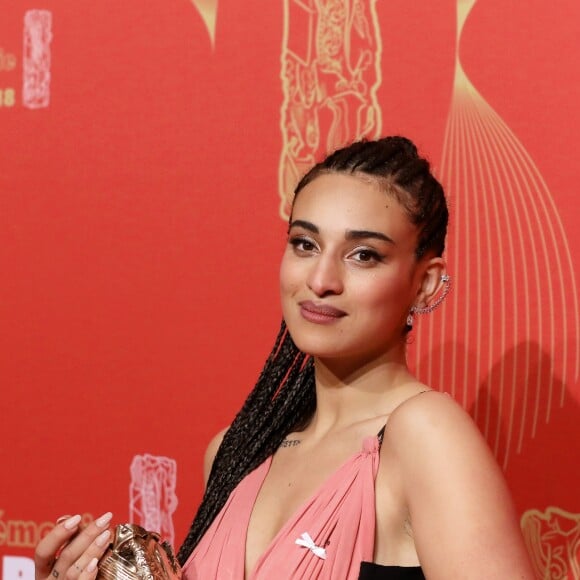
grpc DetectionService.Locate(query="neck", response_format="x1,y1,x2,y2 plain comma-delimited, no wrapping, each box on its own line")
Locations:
308,345,415,432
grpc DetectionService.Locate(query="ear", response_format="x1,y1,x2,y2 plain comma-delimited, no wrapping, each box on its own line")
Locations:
413,256,447,308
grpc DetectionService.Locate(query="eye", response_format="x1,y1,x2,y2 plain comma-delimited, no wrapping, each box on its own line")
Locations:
348,248,384,264
289,236,318,254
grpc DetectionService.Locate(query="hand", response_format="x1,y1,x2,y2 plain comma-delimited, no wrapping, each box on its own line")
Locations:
35,512,114,579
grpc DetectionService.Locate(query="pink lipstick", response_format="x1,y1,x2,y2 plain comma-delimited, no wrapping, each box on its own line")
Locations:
299,301,346,324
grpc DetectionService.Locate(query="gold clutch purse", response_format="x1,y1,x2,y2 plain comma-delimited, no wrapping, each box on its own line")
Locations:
96,523,182,579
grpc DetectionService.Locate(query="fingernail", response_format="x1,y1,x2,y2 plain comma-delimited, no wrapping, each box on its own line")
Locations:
64,514,82,530
96,529,111,547
56,514,72,525
95,512,113,528
86,557,99,573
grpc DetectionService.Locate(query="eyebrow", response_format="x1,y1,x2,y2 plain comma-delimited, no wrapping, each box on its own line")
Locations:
346,230,396,245
289,220,396,245
289,219,318,233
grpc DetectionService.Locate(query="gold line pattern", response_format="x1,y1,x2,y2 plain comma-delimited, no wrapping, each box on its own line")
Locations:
278,0,383,218
412,0,579,469
521,507,580,579
190,0,218,48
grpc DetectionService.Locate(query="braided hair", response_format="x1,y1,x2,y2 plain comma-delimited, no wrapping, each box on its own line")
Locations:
294,136,448,258
177,136,448,564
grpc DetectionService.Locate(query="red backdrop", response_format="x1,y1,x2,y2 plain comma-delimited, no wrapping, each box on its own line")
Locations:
1,1,579,578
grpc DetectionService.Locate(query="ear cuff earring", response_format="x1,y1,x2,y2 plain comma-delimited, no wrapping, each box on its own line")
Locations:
407,274,451,328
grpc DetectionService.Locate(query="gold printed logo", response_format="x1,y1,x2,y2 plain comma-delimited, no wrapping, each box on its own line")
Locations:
278,0,383,218
0,510,94,548
0,48,17,71
521,507,580,579
190,0,218,48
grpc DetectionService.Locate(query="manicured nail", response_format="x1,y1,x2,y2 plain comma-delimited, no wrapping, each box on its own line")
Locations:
56,514,72,525
86,557,99,573
95,529,111,547
64,514,82,530
95,512,113,528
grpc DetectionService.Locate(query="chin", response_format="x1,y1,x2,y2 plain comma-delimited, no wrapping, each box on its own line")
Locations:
287,325,401,367
286,330,360,361
287,335,330,356
284,325,337,356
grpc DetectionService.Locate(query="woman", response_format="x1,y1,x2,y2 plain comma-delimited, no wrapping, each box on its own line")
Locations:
35,137,534,579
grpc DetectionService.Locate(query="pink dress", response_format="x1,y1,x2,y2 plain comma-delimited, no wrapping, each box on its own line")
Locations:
182,435,380,579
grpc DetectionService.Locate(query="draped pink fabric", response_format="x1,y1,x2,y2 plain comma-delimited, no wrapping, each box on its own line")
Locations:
183,436,380,579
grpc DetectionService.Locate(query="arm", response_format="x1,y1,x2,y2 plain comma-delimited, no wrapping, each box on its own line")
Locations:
203,427,228,486
386,392,534,579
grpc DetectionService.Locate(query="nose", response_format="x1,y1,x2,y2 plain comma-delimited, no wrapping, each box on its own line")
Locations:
307,254,344,297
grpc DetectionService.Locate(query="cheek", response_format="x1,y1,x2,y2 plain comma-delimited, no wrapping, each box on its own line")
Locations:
355,274,410,313
279,253,298,297
279,259,302,323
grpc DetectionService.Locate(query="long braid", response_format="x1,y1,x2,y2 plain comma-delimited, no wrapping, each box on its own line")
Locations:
178,321,315,564
178,136,449,564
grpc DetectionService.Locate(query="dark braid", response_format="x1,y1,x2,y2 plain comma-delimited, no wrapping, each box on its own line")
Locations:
177,136,448,564
178,321,316,563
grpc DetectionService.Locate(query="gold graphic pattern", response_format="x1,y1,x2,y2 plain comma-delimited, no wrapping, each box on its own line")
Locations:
190,0,218,48
278,0,383,218
521,507,580,579
412,0,579,469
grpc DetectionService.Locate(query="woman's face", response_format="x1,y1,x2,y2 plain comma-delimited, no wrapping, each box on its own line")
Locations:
280,172,423,365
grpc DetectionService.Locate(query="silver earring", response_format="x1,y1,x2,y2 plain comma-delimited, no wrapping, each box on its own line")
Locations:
412,274,452,315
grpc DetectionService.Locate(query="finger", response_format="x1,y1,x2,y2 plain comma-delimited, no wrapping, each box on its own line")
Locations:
82,557,99,579
55,513,113,574
70,529,112,579
53,516,77,559
35,515,82,579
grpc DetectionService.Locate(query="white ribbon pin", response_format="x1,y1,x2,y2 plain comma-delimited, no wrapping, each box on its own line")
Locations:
295,532,327,560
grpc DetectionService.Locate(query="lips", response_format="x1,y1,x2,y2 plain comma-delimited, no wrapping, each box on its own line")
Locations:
299,300,346,324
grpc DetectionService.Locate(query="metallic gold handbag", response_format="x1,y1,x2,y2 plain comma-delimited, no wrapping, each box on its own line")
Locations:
96,523,182,579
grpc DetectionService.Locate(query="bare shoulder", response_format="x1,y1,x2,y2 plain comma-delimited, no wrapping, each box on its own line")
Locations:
382,390,535,578
384,389,503,512
203,427,229,485
385,389,485,453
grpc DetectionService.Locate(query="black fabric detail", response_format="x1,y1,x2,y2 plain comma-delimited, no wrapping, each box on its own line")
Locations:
359,562,425,579
376,425,386,447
